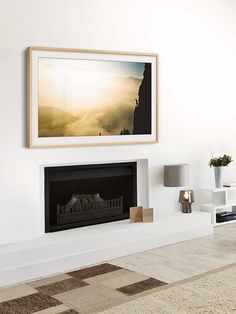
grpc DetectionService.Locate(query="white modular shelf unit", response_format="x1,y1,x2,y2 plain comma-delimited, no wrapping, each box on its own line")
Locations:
200,187,236,226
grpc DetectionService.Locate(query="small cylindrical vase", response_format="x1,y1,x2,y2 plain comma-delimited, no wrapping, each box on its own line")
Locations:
214,166,223,188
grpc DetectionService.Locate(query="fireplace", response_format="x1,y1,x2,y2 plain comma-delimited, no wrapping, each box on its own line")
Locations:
45,162,137,232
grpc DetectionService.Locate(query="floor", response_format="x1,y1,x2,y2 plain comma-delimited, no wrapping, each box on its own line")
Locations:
111,223,236,283
0,223,235,313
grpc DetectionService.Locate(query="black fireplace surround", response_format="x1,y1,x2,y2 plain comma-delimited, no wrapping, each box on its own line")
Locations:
45,162,137,232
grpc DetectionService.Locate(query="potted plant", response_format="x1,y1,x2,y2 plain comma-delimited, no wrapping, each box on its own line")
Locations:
209,155,232,188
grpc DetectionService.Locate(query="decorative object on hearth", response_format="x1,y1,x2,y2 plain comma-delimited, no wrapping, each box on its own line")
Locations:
164,164,190,212
209,154,232,188
130,206,143,223
130,206,153,223
142,208,154,223
179,190,194,213
27,47,158,148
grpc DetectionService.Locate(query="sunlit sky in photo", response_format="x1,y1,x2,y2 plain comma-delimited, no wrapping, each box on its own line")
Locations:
38,58,145,112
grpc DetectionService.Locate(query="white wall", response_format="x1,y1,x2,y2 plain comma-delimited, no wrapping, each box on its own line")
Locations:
1,0,236,245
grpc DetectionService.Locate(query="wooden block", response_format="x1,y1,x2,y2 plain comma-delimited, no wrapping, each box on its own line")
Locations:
130,206,143,223
142,208,153,223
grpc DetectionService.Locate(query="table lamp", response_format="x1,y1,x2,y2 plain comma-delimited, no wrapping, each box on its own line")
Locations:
164,164,193,213
179,190,194,213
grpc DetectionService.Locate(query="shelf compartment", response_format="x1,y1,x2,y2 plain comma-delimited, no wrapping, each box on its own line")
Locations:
212,191,226,206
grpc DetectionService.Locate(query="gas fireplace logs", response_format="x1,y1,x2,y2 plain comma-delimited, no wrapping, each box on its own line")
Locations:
57,193,123,225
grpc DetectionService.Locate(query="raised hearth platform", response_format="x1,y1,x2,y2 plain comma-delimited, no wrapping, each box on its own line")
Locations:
0,211,213,287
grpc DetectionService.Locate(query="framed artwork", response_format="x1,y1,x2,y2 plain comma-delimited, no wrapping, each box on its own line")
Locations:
27,47,158,148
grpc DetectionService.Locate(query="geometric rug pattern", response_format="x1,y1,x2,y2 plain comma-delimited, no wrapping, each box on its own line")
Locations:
0,263,167,313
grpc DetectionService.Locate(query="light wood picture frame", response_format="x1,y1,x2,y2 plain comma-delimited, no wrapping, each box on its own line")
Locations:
27,47,158,148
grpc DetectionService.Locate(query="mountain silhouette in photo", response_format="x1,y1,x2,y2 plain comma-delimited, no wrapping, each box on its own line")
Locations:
133,63,152,134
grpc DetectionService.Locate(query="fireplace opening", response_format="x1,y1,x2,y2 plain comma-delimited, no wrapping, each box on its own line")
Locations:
45,162,137,232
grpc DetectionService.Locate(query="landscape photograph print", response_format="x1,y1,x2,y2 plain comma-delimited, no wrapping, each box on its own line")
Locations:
38,58,152,138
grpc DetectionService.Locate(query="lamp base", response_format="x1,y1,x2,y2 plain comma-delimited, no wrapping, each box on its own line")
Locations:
181,203,192,213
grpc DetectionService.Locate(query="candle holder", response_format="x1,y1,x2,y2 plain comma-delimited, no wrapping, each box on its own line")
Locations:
179,190,194,213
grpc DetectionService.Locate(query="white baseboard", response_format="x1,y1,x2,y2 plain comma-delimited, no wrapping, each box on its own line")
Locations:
0,211,213,287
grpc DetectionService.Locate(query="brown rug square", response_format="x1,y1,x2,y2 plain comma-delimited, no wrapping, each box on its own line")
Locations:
117,277,167,296
0,292,61,314
68,263,122,280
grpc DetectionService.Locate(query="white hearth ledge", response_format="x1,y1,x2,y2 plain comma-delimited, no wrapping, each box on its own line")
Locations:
0,211,213,287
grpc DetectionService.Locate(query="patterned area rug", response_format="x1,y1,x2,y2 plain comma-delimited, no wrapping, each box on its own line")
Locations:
0,263,166,313
0,262,235,313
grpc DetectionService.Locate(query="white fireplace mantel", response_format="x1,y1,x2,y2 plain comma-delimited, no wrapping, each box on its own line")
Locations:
0,211,213,287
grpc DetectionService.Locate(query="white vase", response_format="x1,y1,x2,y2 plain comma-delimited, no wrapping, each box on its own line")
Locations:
214,166,223,188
